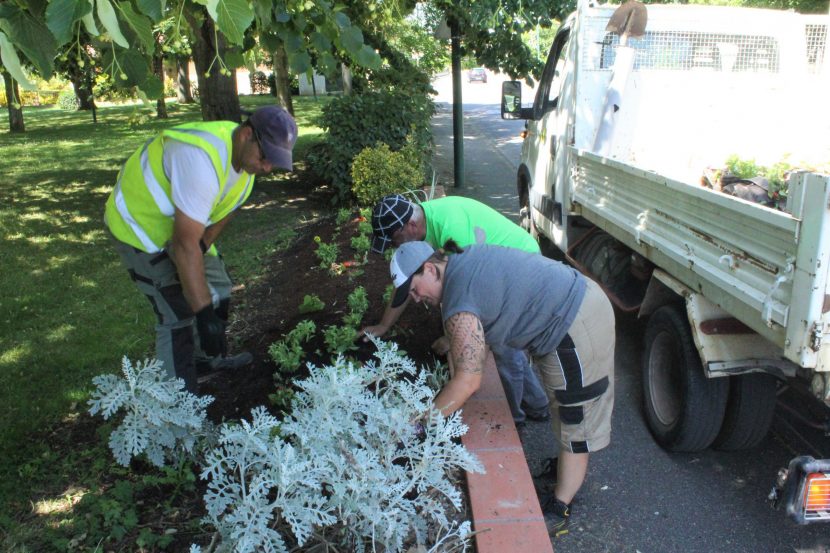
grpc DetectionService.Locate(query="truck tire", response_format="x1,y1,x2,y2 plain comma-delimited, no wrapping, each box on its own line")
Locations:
519,192,539,241
712,373,778,451
643,305,728,452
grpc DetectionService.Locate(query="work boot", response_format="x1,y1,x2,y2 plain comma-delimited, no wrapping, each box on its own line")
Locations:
526,409,551,422
196,351,253,380
540,493,570,537
533,456,558,483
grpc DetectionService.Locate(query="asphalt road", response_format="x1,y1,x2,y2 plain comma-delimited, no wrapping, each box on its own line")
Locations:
430,70,830,553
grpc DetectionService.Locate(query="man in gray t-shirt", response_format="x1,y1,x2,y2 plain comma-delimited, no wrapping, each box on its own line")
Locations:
388,241,615,537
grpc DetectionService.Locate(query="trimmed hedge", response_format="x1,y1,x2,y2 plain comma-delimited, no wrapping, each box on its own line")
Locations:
351,142,423,207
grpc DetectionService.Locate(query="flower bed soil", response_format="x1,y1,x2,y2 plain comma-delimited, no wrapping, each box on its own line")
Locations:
200,212,447,420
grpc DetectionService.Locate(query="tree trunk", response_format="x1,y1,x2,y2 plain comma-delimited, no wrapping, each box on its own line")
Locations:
154,54,168,119
69,69,95,110
272,45,294,116
189,13,240,122
3,72,25,132
177,56,194,103
341,63,353,96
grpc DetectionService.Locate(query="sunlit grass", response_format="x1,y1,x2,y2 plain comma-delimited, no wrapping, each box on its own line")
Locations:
0,94,333,546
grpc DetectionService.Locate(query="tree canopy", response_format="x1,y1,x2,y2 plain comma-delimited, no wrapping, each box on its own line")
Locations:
0,0,383,96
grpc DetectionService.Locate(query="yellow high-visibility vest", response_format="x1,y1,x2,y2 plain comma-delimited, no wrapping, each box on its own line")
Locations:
104,121,254,254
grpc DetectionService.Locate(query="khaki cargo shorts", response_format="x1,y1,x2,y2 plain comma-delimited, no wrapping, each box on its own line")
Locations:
533,278,615,453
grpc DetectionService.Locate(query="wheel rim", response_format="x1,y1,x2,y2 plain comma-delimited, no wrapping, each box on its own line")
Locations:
648,330,682,427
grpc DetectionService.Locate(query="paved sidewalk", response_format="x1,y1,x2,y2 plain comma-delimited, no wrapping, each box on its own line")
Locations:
430,103,526,223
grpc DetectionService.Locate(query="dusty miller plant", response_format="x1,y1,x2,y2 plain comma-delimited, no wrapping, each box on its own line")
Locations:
197,338,483,552
88,357,214,468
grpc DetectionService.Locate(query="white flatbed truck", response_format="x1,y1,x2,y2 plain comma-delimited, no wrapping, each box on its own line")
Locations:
501,1,830,523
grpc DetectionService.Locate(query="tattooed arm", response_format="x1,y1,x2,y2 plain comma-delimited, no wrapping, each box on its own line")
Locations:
433,312,486,417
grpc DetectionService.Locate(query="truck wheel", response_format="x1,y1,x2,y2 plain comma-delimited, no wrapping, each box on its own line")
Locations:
518,182,540,241
712,373,778,451
643,305,728,452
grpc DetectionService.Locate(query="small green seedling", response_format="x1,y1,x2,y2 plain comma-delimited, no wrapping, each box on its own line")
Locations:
298,294,325,314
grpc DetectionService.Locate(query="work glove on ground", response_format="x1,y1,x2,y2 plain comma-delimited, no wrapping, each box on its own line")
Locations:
195,304,227,357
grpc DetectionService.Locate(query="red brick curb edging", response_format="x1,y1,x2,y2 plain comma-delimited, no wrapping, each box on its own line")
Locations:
461,352,554,553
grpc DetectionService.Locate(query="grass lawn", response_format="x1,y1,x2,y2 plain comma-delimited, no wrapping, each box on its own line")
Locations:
0,95,331,544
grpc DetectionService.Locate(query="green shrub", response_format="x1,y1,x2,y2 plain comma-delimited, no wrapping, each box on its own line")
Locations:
350,141,424,206
308,90,434,203
57,90,79,111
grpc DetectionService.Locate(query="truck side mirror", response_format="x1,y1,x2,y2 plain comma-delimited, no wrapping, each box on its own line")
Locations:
501,81,523,119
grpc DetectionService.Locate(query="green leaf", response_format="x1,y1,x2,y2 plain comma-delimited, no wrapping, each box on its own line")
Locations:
334,12,350,28
224,49,244,68
138,74,163,99
119,48,149,85
355,44,381,70
96,0,129,48
0,31,36,90
118,1,154,52
288,50,310,74
252,0,272,21
310,31,330,53
339,25,363,55
210,0,253,46
135,0,163,22
0,4,57,78
282,29,302,54
46,0,92,46
81,11,99,35
317,50,336,74
194,0,216,18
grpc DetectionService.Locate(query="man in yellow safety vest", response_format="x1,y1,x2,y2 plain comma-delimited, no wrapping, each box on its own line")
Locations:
104,105,297,392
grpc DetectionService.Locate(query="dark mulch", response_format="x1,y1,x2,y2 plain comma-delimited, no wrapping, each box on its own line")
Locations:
200,207,446,420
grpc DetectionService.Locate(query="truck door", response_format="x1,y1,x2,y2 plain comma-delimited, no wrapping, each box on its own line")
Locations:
530,26,573,244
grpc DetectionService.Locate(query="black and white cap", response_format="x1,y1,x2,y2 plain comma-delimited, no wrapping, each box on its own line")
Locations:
371,194,414,253
389,241,435,307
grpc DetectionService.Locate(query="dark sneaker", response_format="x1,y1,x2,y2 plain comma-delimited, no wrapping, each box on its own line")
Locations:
540,494,570,537
526,409,551,422
521,402,551,422
533,456,558,483
197,352,253,377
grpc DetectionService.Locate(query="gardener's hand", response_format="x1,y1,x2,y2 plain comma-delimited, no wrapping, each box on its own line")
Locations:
361,323,389,342
431,335,450,356
195,304,227,357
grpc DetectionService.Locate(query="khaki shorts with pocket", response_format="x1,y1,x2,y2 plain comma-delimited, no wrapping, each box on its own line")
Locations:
533,278,615,453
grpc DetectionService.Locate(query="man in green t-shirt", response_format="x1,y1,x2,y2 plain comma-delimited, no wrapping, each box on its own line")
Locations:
363,194,550,426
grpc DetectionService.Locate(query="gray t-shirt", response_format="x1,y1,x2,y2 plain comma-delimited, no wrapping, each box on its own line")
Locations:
441,244,587,355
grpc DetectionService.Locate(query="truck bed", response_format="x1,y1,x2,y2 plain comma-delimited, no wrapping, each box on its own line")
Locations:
570,147,830,370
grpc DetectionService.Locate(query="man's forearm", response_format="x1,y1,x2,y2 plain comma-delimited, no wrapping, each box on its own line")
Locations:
433,373,480,417
201,214,233,249
169,238,212,311
379,297,409,329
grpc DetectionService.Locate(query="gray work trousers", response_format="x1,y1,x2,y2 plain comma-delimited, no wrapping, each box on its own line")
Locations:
112,239,232,392
491,344,550,423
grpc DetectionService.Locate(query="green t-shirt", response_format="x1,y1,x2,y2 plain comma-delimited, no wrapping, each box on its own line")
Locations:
422,196,540,253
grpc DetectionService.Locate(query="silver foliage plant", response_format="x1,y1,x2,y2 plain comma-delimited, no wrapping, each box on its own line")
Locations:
198,337,484,552
87,356,213,467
